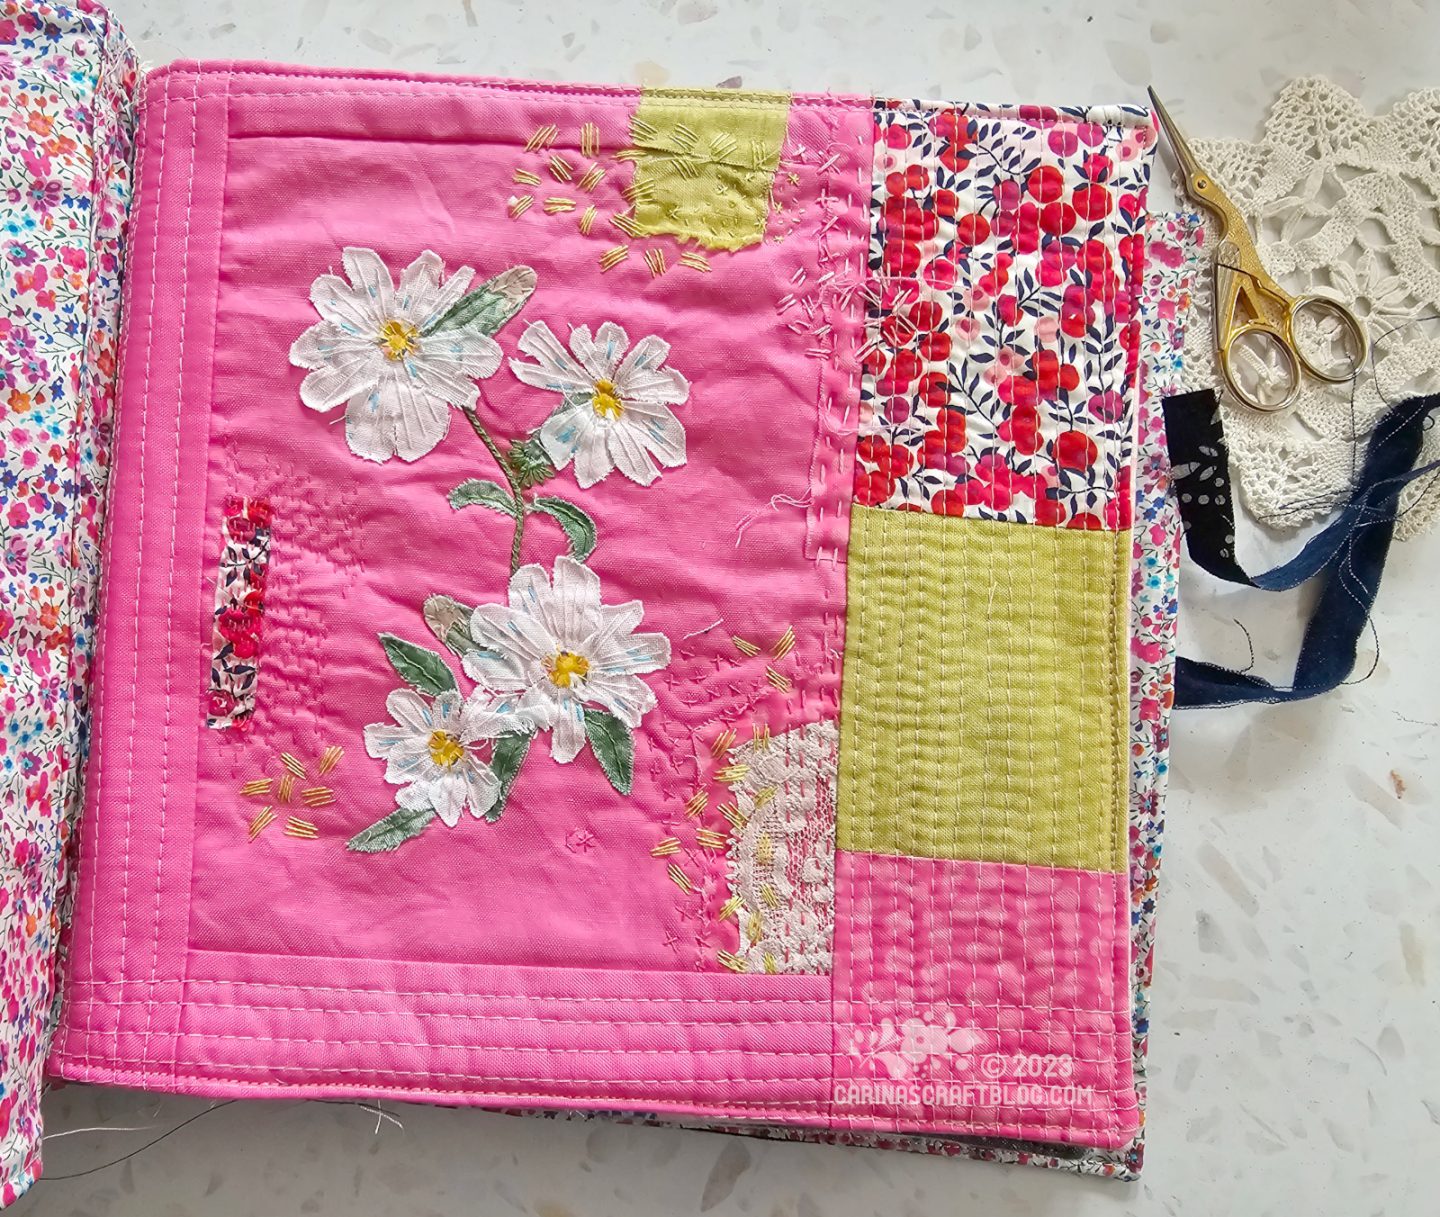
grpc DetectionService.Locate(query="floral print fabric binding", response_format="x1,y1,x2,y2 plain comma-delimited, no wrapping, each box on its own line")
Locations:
0,0,138,1203
854,101,1152,528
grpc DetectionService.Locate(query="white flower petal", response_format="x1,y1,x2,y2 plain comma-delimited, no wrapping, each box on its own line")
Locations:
614,336,689,405
297,345,382,413
569,321,628,382
429,771,470,826
539,401,595,469
463,763,502,819
397,250,475,330
383,371,454,462
462,647,537,694
386,688,437,733
607,423,661,485
582,671,658,728
632,403,687,468
344,387,396,463
512,321,596,393
551,696,587,763
343,246,397,317
309,273,387,338
538,556,604,649
419,327,503,384
572,430,614,488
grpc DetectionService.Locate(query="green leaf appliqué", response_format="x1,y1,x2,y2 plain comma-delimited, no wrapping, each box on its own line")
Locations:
506,436,556,490
346,805,438,853
422,594,477,656
379,633,458,696
530,497,598,562
485,731,532,822
584,709,634,795
449,479,519,517
426,265,538,336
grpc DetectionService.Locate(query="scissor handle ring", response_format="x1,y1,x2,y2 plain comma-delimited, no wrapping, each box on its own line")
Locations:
1219,320,1301,413
1287,293,1370,385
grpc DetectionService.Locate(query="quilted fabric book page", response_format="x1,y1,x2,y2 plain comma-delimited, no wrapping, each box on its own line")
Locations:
48,61,1156,1152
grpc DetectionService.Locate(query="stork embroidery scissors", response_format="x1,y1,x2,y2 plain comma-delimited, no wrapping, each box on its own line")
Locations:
1147,88,1369,413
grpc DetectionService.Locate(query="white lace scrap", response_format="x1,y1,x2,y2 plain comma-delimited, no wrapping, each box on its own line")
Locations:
724,720,838,975
1178,77,1440,539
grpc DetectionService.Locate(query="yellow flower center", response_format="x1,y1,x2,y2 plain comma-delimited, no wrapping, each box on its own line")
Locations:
378,318,419,361
547,650,591,688
427,730,466,769
591,379,624,420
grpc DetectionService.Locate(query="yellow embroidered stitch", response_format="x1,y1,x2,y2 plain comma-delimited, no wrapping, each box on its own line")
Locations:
247,807,275,841
715,762,749,785
763,952,778,975
696,828,726,850
765,667,792,693
513,167,542,186
678,251,711,273
731,635,760,657
644,248,668,278
717,949,747,973
578,204,598,234
577,164,605,192
718,895,744,921
753,786,777,809
239,779,273,798
684,789,709,817
710,727,736,757
318,746,343,776
746,911,764,942
543,197,576,214
525,123,558,152
752,722,770,751
580,121,600,158
771,625,796,660
284,816,319,840
650,837,681,858
548,153,573,182
719,801,746,828
667,863,693,893
624,88,792,251
760,881,780,909
277,774,296,804
610,212,643,239
280,752,306,778
301,786,335,807
599,246,629,271
756,834,774,868
507,194,535,219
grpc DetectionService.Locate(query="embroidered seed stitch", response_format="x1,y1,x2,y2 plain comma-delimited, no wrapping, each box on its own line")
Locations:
318,746,343,775
684,790,709,817
717,949,747,973
548,153,573,182
300,787,335,807
719,802,745,828
644,249,668,278
280,752,306,778
678,251,711,273
611,212,643,239
207,496,274,729
507,194,535,218
543,197,576,214
765,667,792,693
247,808,275,841
578,205,598,234
771,625,796,659
752,723,771,750
599,246,629,271
710,728,736,757
525,123,558,152
580,121,600,158
650,838,681,858
667,864,693,893
577,164,605,192
277,774,295,803
718,895,744,921
239,779,272,797
284,817,319,840
714,763,750,784
513,168,542,185
697,828,726,850
731,636,760,657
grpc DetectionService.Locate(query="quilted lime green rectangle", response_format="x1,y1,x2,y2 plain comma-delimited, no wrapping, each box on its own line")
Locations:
837,506,1128,873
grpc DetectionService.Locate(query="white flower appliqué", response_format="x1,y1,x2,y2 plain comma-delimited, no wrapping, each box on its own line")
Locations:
363,688,528,826
464,555,671,764
291,247,518,464
509,320,690,488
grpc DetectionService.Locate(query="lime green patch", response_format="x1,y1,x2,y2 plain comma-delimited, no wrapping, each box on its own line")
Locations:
627,88,791,251
837,506,1128,874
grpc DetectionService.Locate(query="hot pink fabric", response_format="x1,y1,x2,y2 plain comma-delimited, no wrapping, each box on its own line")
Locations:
48,60,1139,1149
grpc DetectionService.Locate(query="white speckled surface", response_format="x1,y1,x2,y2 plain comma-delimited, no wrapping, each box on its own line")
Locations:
22,1,1440,1213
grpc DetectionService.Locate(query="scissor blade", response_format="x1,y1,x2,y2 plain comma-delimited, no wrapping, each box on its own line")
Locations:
1147,87,1207,184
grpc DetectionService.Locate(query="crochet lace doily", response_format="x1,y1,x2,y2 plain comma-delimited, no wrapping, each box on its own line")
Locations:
1178,77,1440,539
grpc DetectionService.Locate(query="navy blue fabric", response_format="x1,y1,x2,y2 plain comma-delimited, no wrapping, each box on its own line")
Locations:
1162,391,1440,708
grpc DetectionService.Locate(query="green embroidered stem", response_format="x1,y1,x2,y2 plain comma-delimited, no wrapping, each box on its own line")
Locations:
462,404,526,573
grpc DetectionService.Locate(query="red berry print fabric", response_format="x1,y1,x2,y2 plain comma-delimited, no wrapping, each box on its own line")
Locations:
855,101,1155,527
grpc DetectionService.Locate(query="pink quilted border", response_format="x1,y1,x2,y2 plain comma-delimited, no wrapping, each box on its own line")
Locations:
832,851,1137,1147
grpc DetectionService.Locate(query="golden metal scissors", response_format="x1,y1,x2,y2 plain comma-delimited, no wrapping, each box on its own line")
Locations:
1148,88,1369,413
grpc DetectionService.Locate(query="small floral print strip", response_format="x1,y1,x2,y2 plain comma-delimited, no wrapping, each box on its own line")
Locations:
206,496,274,730
0,0,139,1203
854,100,1154,527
